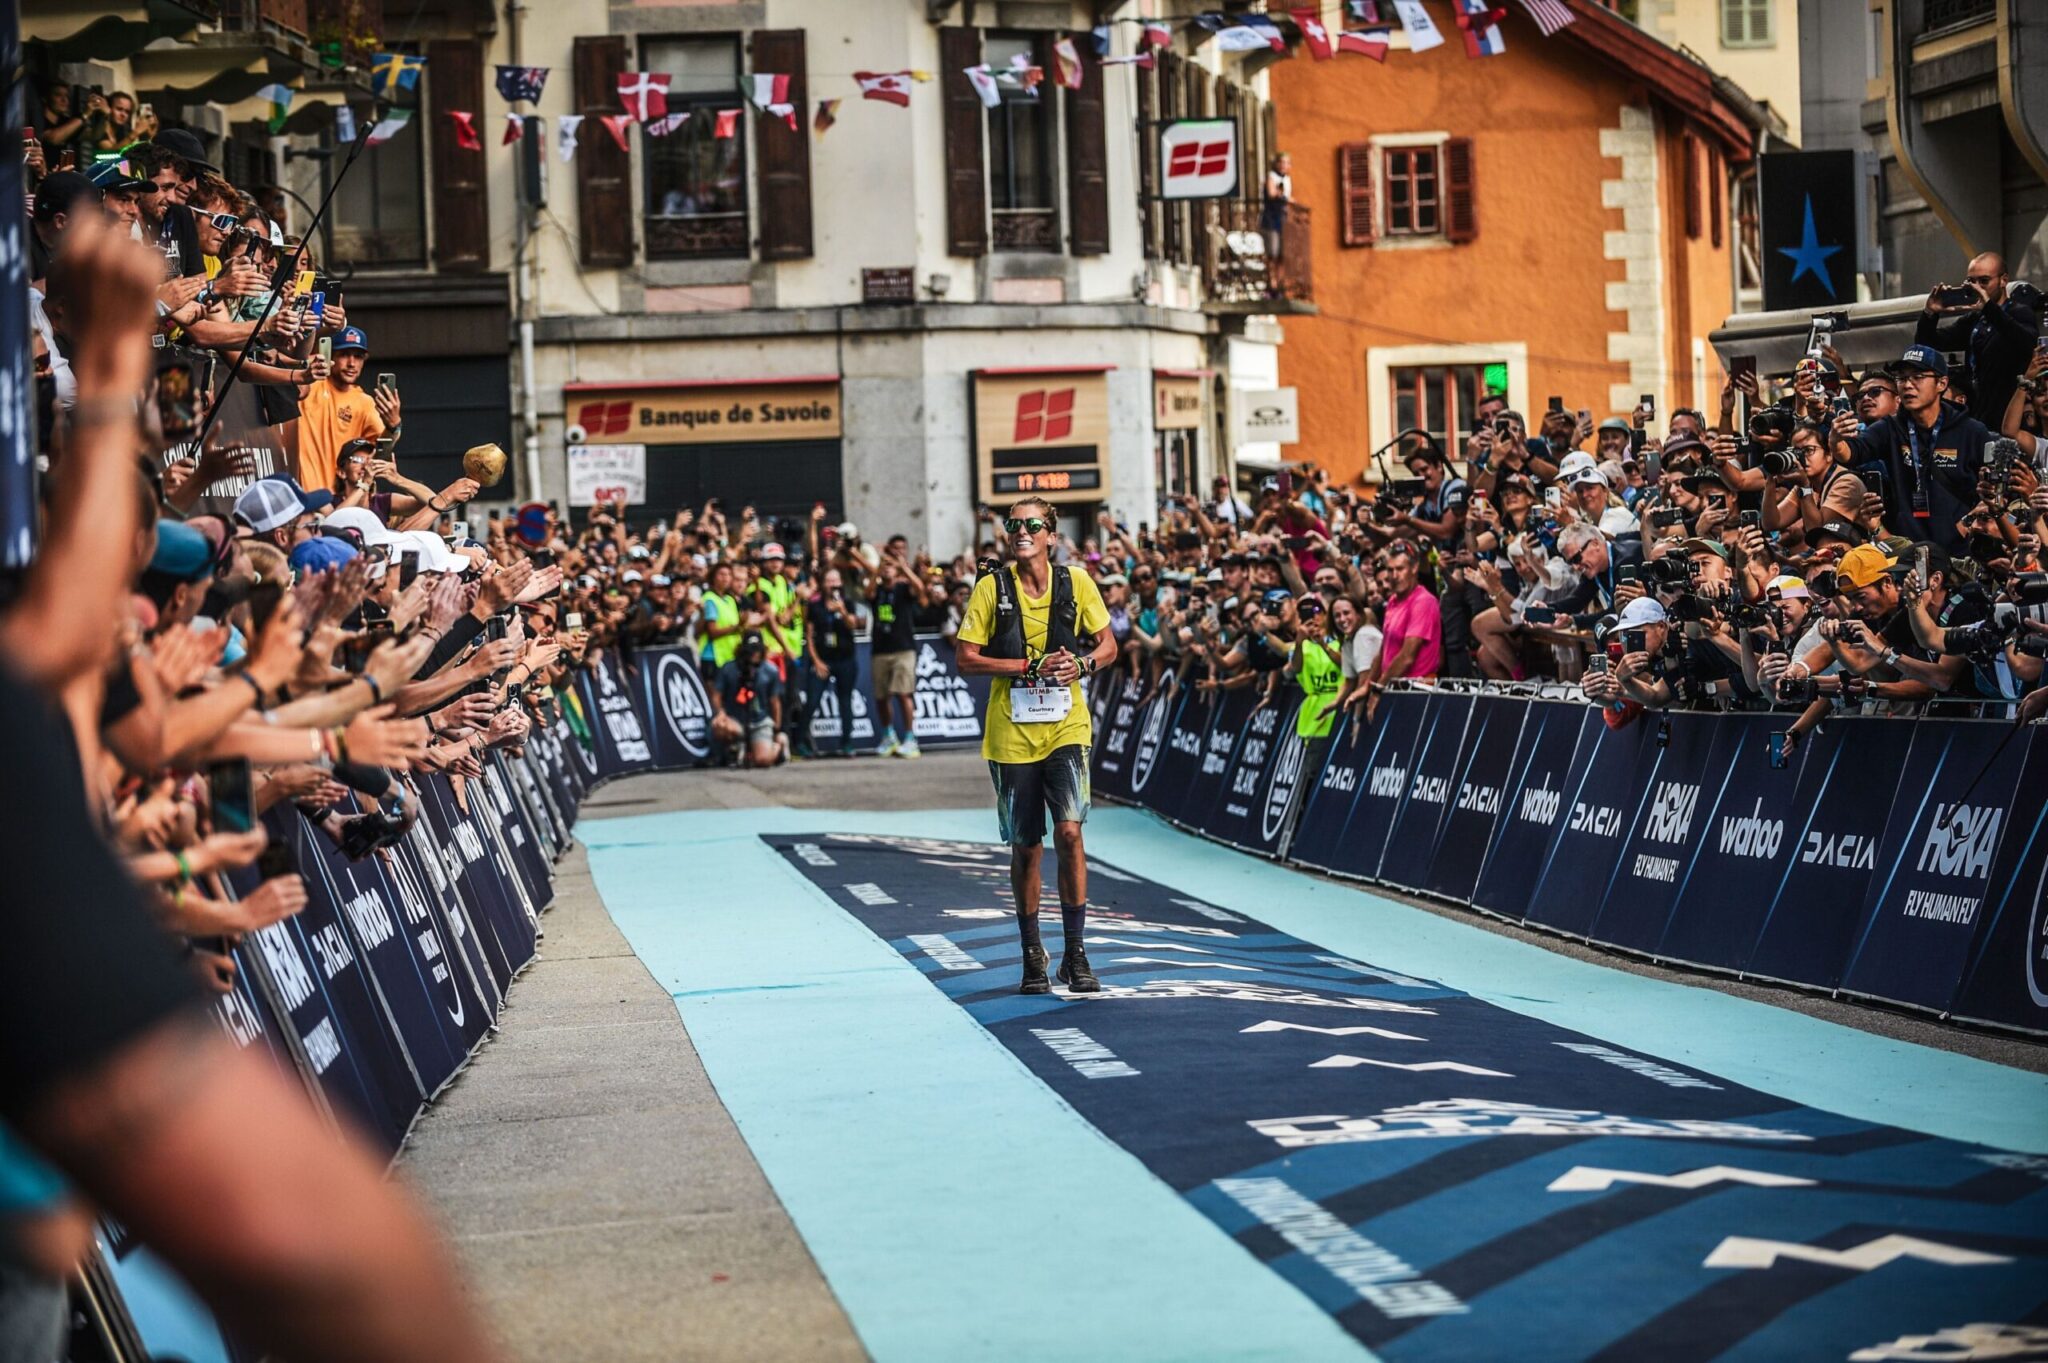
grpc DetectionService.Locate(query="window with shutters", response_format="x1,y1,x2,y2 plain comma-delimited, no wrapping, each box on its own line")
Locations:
642,37,748,259
331,43,425,266
1719,0,1773,48
985,32,1058,252
1682,134,1701,240
1383,146,1439,237
1355,135,1473,246
1708,144,1724,248
1390,363,1502,454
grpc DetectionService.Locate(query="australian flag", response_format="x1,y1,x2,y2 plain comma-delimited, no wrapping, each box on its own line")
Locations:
495,65,549,105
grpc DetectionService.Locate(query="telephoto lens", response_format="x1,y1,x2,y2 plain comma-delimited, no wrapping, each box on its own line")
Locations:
1758,449,1801,478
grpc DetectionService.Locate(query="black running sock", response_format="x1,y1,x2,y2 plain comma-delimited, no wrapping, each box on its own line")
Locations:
1018,910,1043,956
1061,901,1086,948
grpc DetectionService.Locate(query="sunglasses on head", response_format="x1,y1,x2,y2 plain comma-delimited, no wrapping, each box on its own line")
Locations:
1004,517,1050,535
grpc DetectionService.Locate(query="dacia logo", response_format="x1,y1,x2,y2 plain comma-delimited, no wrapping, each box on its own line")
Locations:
1367,754,1406,798
1917,803,2002,879
1322,763,1358,793
1717,799,1784,860
1570,802,1624,837
1801,831,1877,869
1518,774,1560,825
1455,783,1501,814
1408,773,1450,805
1642,781,1701,845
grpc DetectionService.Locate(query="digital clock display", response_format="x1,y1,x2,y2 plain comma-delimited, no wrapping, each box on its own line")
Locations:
992,469,1102,494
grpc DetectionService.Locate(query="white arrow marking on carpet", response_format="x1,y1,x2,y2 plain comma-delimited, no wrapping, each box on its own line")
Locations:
1112,957,1259,971
1241,1020,1425,1041
1086,937,1212,953
1548,1166,1818,1193
1309,1055,1512,1076
1703,1234,2012,1271
1089,863,1139,882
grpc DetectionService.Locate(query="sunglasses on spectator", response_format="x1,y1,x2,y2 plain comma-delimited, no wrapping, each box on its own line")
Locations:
1003,517,1050,535
207,211,239,231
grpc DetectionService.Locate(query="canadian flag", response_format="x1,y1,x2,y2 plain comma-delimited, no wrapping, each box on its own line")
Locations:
616,71,670,124
1140,20,1172,50
1336,28,1391,59
746,73,792,110
854,71,913,106
1052,36,1084,90
1291,7,1334,59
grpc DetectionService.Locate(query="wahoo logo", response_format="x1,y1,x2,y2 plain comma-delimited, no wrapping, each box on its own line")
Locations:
1262,731,1307,842
1717,799,1785,860
575,399,632,438
1570,802,1625,837
1012,388,1075,443
1802,831,1878,868
1643,781,1701,845
1322,762,1358,793
1130,694,1170,793
1367,754,1406,798
1519,775,1560,825
341,885,397,950
1918,803,2002,879
1455,783,1501,815
1408,773,1450,805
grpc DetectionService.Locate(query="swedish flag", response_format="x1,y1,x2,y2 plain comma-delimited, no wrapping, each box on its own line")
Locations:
372,51,426,97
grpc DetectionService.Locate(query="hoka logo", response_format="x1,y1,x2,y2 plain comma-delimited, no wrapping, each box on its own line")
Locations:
1717,800,1784,860
1801,831,1877,869
1368,754,1406,798
1643,781,1701,845
1917,804,2001,879
1519,775,1560,825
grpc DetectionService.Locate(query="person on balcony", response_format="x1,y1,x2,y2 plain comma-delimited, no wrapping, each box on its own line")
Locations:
1261,153,1293,290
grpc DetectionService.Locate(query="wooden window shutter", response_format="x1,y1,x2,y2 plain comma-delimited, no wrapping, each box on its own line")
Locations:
1682,133,1701,240
939,27,987,258
1338,142,1375,247
1065,47,1109,255
1443,136,1477,244
427,40,488,272
749,30,813,260
573,35,633,269
1708,144,1724,247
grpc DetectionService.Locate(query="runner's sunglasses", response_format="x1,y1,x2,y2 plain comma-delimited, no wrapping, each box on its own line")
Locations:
1004,517,1051,535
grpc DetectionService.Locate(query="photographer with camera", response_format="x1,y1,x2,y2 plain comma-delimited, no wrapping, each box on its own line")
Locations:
1761,419,1868,535
1778,544,1968,705
1917,253,2041,427
1830,345,1993,552
1893,543,2048,704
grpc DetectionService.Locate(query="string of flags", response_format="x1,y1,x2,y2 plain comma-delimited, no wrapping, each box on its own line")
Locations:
345,4,1573,152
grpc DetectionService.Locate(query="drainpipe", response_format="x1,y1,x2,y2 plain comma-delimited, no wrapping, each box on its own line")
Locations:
508,0,544,503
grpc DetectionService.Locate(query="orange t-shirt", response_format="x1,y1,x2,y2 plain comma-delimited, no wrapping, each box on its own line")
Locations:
295,380,386,493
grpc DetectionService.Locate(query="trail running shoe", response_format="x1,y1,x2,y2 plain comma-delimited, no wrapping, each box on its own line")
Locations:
1057,946,1100,993
898,735,922,759
1019,946,1050,995
876,731,900,757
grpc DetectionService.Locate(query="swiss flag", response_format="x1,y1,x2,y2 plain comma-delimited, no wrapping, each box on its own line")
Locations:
1291,8,1335,59
616,71,670,124
854,71,912,106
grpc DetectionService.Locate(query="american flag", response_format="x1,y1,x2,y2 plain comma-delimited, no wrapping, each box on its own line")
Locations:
1514,0,1577,36
495,65,549,104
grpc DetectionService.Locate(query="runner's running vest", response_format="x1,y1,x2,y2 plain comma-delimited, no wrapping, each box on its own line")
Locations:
983,564,1085,662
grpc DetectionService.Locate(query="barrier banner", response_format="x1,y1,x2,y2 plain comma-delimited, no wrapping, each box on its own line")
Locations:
1377,693,1476,893
413,776,538,992
577,648,656,780
1586,712,1765,956
1123,685,1181,807
1091,672,1148,801
390,823,505,1022
1520,709,1650,938
1179,686,1255,832
1470,702,1591,920
1837,720,2028,1010
1294,689,1432,882
1199,695,1307,858
477,759,553,913
1289,710,1366,867
253,813,423,1147
638,644,714,768
806,638,992,754
1422,696,1532,904
1149,685,1221,828
1947,731,2048,1031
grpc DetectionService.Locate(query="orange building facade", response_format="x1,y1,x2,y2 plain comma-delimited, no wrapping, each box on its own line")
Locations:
1270,3,1756,482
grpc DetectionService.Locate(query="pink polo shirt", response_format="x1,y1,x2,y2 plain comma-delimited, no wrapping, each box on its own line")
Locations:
1379,583,1442,680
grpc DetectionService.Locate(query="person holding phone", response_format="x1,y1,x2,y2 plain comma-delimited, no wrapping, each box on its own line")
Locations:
294,326,392,494
1916,251,2040,426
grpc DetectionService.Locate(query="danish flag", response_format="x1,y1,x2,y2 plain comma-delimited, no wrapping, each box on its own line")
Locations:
854,71,913,106
616,71,670,124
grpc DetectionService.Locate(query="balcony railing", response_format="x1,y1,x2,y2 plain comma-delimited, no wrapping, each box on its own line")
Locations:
1203,200,1313,308
1921,0,1993,35
219,0,309,43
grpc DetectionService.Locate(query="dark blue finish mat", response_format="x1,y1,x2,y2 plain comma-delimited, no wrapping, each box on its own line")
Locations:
766,832,2048,1363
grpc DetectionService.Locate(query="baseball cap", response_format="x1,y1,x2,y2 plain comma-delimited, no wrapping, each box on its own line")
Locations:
759,541,786,560
1097,572,1128,587
290,536,358,576
87,158,147,193
1766,574,1812,599
1261,588,1292,609
1596,417,1631,435
149,521,216,581
1887,343,1948,379
1596,459,1629,486
321,506,400,550
32,171,100,221
1615,595,1668,628
152,128,218,173
1811,519,1866,546
1680,537,1731,562
835,521,859,539
332,326,369,354
1205,567,1225,583
1570,467,1608,488
1556,451,1598,482
1661,433,1708,464
1837,543,1897,590
1681,464,1735,493
391,528,468,574
233,475,332,533
650,574,673,587
622,570,644,583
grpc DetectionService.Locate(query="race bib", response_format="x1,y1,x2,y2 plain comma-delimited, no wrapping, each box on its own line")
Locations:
1008,683,1074,724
